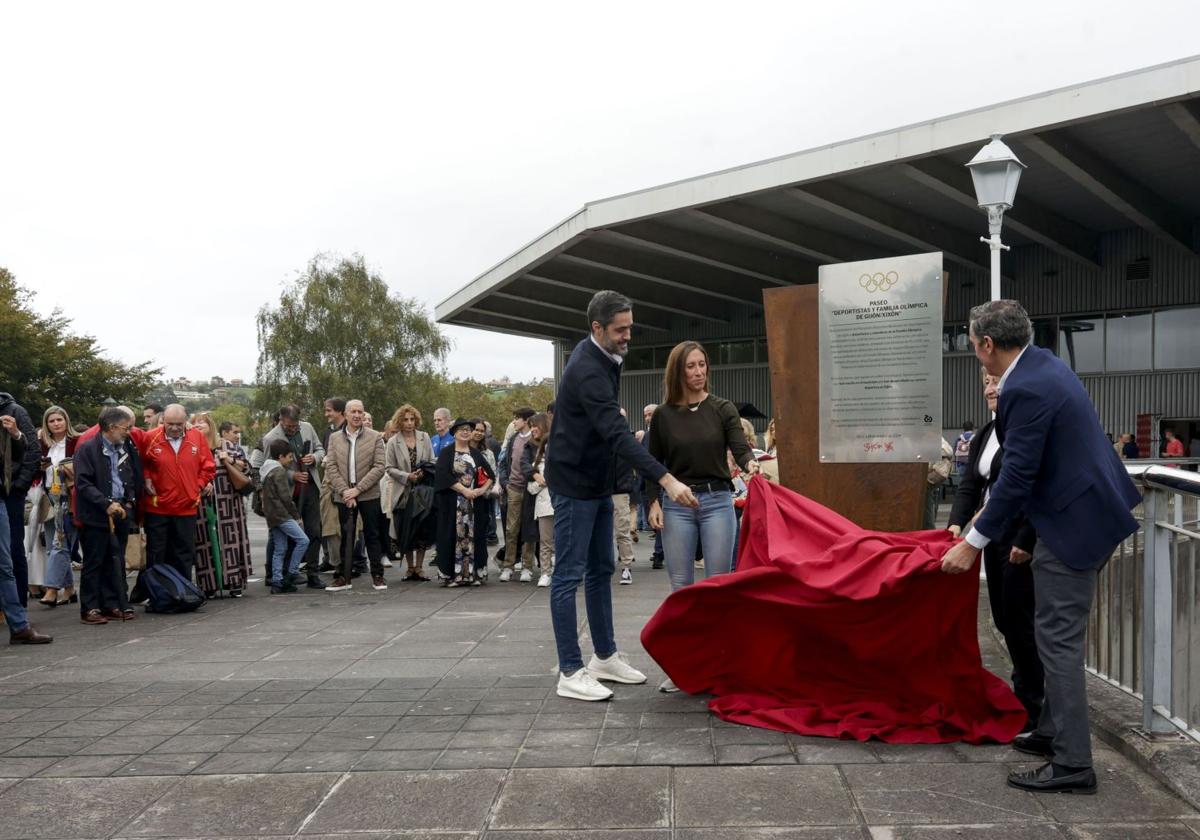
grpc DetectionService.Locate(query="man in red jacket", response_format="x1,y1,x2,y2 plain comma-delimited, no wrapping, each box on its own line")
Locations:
139,404,214,584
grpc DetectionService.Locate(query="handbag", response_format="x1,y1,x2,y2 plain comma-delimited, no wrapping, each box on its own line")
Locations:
125,529,147,572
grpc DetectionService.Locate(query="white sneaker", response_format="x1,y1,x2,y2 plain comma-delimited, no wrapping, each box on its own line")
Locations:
619,568,632,585
454,562,462,574
519,569,533,583
382,557,393,568
557,668,613,701
659,676,680,693
498,569,512,582
514,561,524,572
587,652,647,684
694,558,704,569
537,573,551,588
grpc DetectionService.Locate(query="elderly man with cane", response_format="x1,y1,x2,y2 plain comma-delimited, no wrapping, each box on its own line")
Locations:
324,400,388,592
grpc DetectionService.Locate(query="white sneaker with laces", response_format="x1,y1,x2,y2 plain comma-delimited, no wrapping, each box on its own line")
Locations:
557,668,613,701
382,557,393,567
498,569,512,582
659,676,680,693
537,573,551,588
519,569,533,583
619,568,632,585
587,652,647,684
514,561,524,572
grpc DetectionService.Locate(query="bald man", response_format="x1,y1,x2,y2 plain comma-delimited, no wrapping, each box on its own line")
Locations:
138,404,215,589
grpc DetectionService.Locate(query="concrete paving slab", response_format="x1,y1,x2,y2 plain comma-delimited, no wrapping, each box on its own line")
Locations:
0,775,178,839
351,750,440,771
302,769,505,833
1030,750,1199,823
490,767,670,830
115,754,212,775
674,766,857,827
193,751,286,774
122,771,339,836
842,763,1047,826
36,753,134,777
676,831,867,840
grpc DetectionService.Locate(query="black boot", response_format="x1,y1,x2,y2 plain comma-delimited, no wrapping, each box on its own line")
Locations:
307,575,325,589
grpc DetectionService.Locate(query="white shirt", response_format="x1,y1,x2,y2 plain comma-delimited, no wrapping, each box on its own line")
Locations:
965,344,1029,550
168,435,184,454
46,437,67,485
977,421,1001,482
346,427,360,485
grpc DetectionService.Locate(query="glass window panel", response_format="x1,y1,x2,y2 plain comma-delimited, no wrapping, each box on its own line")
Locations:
1105,313,1152,371
943,324,970,353
1058,317,1103,373
624,346,654,371
1032,318,1057,352
1154,307,1200,369
719,340,755,365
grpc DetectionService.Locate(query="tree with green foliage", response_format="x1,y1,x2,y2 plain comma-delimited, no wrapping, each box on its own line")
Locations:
418,377,555,440
254,254,451,427
0,267,160,423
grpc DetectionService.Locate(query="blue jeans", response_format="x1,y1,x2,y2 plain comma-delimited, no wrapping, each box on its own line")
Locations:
662,490,737,591
0,500,29,633
270,519,310,586
549,493,617,674
43,515,77,591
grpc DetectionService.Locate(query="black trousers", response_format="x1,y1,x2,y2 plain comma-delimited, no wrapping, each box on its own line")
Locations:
3,489,28,605
336,499,385,579
984,541,1045,724
79,519,130,615
144,512,197,582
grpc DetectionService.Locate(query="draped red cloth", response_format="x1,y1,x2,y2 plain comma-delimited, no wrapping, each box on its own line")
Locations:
640,477,1026,744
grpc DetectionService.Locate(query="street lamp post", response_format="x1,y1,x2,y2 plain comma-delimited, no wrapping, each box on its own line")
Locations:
965,134,1026,301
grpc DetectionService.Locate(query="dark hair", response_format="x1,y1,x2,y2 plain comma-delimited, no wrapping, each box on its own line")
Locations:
146,403,164,414
587,290,632,330
218,421,236,434
467,417,485,448
968,299,1032,351
513,406,536,421
98,406,130,432
962,420,976,432
325,397,347,414
268,439,293,460
545,401,555,413
278,405,301,422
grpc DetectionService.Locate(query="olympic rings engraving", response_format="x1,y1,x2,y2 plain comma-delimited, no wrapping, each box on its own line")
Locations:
858,271,899,293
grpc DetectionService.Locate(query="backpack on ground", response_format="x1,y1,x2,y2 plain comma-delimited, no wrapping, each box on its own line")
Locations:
143,564,206,613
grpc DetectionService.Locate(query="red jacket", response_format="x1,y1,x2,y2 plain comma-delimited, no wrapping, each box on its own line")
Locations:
139,427,216,516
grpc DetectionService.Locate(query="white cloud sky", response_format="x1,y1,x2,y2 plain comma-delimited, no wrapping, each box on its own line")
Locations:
3,1,1198,385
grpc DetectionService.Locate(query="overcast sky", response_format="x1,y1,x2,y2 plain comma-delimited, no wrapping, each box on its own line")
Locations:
3,2,1198,385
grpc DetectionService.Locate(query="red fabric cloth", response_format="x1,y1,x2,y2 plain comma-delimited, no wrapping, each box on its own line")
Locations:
641,477,1026,744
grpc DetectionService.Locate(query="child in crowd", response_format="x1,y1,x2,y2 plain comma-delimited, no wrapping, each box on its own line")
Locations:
260,438,310,594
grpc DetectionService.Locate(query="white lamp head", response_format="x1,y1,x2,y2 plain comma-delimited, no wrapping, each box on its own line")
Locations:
966,134,1026,211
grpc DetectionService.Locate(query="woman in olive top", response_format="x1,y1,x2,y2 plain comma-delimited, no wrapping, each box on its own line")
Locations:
646,340,759,595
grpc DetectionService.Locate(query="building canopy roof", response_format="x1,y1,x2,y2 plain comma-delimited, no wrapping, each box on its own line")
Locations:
437,56,1200,342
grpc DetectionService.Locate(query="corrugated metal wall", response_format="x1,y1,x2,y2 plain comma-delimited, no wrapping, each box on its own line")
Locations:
548,227,1200,436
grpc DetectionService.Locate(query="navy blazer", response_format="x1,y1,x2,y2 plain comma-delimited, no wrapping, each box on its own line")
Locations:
948,419,1036,552
547,338,668,500
73,433,144,529
974,345,1141,570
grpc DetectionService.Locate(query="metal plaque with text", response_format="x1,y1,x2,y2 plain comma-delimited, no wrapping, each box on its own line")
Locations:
818,252,944,463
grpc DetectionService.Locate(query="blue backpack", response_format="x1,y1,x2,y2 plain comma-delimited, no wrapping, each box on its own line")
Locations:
143,564,206,613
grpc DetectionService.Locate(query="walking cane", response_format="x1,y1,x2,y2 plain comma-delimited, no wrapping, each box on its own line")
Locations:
345,502,360,581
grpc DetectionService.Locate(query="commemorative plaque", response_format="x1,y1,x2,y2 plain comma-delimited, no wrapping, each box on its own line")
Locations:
818,252,943,464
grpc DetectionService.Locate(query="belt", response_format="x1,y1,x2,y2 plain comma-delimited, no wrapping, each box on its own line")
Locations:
686,480,733,494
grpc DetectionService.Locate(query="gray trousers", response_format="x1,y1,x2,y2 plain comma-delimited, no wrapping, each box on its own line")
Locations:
1031,540,1097,768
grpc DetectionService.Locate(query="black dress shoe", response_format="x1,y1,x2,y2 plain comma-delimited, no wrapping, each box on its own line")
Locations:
1007,762,1097,794
1012,731,1055,758
306,576,325,589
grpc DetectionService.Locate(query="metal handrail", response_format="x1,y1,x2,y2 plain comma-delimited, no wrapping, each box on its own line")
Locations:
1111,462,1200,738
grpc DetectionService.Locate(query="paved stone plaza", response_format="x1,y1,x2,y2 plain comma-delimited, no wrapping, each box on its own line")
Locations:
1,516,1197,839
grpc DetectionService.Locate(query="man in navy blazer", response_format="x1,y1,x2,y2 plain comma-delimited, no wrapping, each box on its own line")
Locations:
546,290,698,702
942,300,1140,795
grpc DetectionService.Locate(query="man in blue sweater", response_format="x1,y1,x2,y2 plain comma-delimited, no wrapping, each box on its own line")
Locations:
546,290,698,701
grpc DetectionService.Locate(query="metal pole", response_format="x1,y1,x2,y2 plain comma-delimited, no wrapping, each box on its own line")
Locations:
1140,488,1175,733
984,206,1009,301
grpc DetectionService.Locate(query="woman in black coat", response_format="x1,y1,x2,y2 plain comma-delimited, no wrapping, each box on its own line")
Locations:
433,418,495,587
948,368,1043,731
